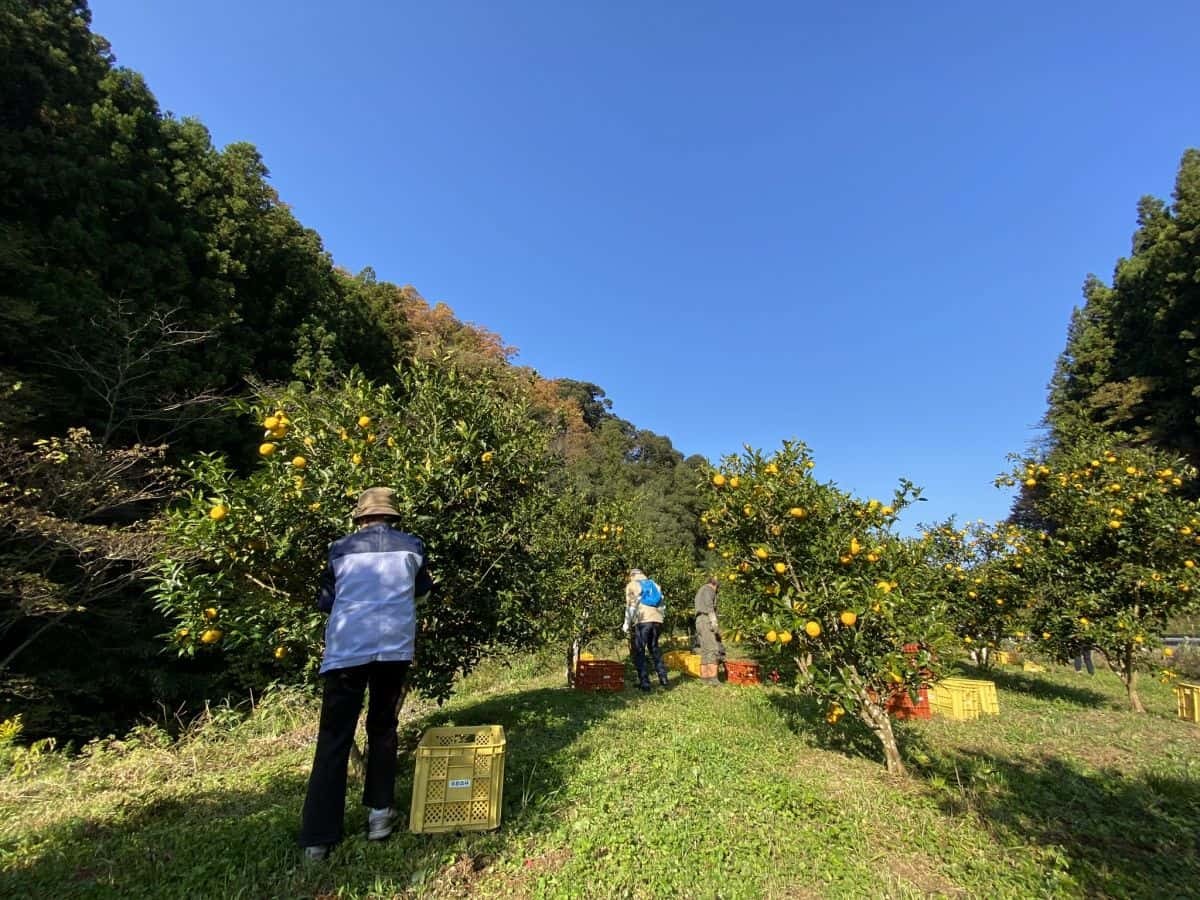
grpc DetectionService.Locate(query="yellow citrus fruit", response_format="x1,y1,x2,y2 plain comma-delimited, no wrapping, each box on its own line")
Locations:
866,552,880,563
1165,647,1175,657
875,580,893,593
779,630,793,644
804,620,821,638
1108,519,1122,529
387,436,396,447
1042,632,1051,639
358,415,372,428
273,646,288,660
481,450,494,463
178,628,189,639
765,463,778,475
738,562,751,573
291,456,306,469
743,504,754,516
788,507,806,518
773,561,787,574
712,474,726,487
351,453,363,465
880,506,894,515
200,629,223,645
706,541,715,550
1134,635,1144,644
766,629,778,643
366,434,377,444
259,442,277,457
1024,478,1037,487
263,416,280,430
754,547,769,560
849,537,862,556
730,476,741,488
209,504,228,521
203,607,218,621
1185,560,1195,569
839,611,857,627
770,524,783,536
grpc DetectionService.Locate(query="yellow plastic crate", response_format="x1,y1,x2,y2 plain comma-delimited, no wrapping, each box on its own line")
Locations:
941,677,1000,715
663,650,701,675
929,683,981,721
410,725,506,834
1174,682,1200,723
994,650,1020,666
1022,660,1046,673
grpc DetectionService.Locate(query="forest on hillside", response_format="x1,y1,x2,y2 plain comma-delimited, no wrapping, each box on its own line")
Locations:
2,1,1198,744
0,0,707,739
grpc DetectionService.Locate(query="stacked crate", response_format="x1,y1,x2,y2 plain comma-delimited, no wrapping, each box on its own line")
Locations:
574,659,625,692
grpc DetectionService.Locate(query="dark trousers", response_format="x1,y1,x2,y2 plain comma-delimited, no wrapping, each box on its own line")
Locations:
633,622,668,687
299,660,410,847
1073,649,1095,675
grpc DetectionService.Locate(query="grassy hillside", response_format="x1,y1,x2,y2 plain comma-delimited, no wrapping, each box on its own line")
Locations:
1,649,1197,898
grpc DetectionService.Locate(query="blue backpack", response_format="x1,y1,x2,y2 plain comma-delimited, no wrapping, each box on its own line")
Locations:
639,579,663,608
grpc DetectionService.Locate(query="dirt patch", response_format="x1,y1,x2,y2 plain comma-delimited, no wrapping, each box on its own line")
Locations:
423,851,497,898
886,853,966,897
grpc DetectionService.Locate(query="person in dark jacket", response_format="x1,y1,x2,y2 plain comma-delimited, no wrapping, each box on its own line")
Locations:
694,577,724,686
299,487,433,861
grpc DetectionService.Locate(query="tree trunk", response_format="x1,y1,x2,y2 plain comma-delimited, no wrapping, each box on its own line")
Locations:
566,638,581,687
1124,662,1145,713
858,693,906,776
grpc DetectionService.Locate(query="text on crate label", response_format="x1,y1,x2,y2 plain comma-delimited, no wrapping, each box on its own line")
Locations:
448,779,472,789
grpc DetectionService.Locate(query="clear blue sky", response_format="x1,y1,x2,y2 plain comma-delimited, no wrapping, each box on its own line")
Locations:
91,0,1198,531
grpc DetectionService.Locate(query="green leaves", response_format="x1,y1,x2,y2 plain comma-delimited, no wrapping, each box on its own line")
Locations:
154,362,557,700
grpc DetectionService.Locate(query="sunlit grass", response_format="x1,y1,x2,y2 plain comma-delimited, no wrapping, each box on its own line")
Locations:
0,651,1196,897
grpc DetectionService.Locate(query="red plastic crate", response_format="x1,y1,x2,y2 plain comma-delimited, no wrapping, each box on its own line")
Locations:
724,660,761,685
886,685,930,720
574,660,625,692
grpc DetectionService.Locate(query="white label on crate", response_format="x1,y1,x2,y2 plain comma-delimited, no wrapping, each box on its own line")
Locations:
448,779,471,789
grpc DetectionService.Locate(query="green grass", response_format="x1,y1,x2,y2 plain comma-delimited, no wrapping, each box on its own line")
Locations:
1,650,1198,898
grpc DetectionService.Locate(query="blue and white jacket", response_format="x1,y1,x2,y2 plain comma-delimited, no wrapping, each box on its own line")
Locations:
315,523,433,674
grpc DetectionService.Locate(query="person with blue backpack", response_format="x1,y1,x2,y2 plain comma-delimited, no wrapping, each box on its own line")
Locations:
622,568,669,691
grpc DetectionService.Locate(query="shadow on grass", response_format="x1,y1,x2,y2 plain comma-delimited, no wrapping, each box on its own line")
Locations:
904,740,1200,897
0,679,640,899
963,666,1110,708
765,691,890,767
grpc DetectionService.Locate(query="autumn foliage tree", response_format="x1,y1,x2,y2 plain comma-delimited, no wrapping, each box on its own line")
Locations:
700,441,955,775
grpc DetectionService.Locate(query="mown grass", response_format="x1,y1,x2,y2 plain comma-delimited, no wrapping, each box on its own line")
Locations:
0,648,1197,898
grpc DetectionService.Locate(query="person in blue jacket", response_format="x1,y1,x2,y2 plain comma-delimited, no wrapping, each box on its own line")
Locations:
299,487,433,860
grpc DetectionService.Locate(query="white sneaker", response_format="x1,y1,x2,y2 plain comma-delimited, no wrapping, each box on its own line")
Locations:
303,845,329,862
368,807,397,840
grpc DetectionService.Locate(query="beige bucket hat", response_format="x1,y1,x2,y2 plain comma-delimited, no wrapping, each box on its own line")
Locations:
352,486,400,520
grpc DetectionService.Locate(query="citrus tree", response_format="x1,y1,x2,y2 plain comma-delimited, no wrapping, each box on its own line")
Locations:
922,520,1033,669
700,441,955,775
153,361,555,702
532,493,699,683
1002,440,1200,711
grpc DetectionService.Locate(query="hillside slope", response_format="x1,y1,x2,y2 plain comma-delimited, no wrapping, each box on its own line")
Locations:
1,651,1197,898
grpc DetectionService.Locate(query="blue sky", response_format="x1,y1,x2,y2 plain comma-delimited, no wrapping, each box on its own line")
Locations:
91,0,1198,531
